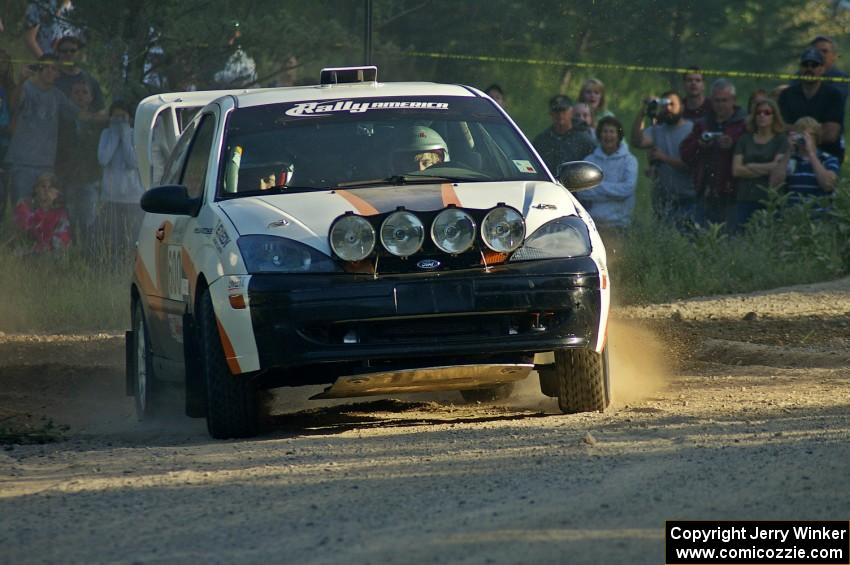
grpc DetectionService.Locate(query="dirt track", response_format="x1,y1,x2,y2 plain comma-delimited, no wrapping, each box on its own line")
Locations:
1,279,849,564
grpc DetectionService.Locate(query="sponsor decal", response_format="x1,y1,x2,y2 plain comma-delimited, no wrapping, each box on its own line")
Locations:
194,227,213,235
227,277,243,291
513,159,537,173
213,222,231,253
532,203,557,210
285,100,449,117
416,258,441,270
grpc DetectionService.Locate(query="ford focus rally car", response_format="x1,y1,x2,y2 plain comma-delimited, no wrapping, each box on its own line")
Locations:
126,66,611,439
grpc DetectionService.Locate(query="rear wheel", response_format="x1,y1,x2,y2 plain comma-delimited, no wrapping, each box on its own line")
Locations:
199,289,258,439
556,347,610,413
131,300,161,420
460,383,515,403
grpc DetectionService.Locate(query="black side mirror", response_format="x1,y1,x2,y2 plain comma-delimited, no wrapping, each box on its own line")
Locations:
557,161,603,192
140,185,201,216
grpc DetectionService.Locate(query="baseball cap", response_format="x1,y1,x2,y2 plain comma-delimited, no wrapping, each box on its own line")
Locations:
549,94,573,112
800,47,824,65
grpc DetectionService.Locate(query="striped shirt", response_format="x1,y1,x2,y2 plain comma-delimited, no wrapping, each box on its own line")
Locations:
786,151,839,201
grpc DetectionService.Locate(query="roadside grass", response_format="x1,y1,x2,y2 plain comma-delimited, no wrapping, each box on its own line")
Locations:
1,182,849,332
0,222,131,333
0,416,69,446
614,182,850,303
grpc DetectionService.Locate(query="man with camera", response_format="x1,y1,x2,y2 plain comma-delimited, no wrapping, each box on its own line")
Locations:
680,78,748,229
779,47,845,163
532,95,596,176
631,91,695,228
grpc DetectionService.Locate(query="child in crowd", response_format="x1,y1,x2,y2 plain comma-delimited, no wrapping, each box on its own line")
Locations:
14,172,72,253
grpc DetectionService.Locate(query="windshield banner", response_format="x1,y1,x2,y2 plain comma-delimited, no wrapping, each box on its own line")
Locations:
285,100,450,117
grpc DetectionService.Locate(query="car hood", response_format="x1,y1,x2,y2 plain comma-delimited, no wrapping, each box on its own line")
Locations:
217,181,581,256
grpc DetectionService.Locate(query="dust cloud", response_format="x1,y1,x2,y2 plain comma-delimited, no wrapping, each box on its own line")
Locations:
607,319,669,405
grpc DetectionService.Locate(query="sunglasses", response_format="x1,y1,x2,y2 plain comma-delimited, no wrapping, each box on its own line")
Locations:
755,110,773,116
801,61,822,69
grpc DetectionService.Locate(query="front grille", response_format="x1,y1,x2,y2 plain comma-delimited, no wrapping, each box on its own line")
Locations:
297,311,570,346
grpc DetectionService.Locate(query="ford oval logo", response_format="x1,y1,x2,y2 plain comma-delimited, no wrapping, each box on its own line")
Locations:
417,259,441,270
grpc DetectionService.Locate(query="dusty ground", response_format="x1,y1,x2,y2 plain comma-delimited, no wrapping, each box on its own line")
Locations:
1,278,849,564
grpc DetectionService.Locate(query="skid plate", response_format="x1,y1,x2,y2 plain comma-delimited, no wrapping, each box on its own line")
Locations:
310,364,533,399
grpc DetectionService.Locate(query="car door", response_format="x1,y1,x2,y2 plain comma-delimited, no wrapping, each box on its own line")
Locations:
148,113,219,367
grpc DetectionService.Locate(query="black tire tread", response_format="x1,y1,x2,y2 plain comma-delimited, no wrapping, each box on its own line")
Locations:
556,348,608,413
200,290,258,439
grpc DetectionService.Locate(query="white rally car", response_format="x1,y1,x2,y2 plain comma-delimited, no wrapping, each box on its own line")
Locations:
126,66,611,438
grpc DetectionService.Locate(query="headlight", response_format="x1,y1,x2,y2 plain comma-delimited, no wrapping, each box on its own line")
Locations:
380,211,425,257
431,208,476,254
237,235,339,273
481,206,525,253
510,216,591,261
329,214,376,261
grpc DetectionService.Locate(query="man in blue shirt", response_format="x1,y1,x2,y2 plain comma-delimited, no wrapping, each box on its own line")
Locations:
772,117,839,207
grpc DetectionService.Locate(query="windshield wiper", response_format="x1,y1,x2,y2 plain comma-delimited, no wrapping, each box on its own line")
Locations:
336,174,474,189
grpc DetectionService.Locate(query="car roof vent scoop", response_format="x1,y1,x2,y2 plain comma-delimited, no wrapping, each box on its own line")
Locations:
320,66,378,86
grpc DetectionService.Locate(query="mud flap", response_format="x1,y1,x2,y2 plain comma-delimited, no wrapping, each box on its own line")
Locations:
125,330,136,396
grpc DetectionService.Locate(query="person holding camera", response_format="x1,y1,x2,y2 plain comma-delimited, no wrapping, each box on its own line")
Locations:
732,99,789,228
680,78,748,230
631,91,695,228
778,48,844,163
4,54,93,205
771,117,839,207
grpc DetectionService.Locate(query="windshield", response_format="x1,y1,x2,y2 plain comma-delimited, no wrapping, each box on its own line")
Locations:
217,95,548,197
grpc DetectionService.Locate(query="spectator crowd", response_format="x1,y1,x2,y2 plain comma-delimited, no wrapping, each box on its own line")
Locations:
0,3,846,259
527,35,848,245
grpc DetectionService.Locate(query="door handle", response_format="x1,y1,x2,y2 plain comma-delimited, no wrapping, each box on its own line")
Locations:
156,224,166,241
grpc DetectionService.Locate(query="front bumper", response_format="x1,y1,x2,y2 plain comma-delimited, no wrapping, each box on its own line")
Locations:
247,257,602,371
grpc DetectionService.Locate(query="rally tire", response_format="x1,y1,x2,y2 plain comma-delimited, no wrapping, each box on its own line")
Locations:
131,300,162,421
556,347,610,413
460,383,515,403
199,289,259,439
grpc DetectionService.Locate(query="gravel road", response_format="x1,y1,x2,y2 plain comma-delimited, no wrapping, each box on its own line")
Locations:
1,278,849,564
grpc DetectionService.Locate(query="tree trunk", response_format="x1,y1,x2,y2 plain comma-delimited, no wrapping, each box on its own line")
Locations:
559,28,591,95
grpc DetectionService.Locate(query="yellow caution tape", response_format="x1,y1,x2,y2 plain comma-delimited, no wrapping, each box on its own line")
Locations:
401,51,850,84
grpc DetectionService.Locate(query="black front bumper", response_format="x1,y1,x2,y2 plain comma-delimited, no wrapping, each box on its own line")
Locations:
248,257,602,372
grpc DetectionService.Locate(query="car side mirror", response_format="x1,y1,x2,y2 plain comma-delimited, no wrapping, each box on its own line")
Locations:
557,161,603,192
140,185,201,216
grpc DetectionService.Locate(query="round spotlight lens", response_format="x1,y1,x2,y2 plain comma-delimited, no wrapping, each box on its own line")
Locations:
329,215,375,261
481,206,525,253
380,211,425,257
431,208,476,254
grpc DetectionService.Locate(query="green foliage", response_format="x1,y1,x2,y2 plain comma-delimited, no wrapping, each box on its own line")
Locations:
0,416,69,445
614,183,850,304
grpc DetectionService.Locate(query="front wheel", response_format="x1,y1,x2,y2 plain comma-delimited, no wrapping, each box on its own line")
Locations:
199,289,259,439
556,347,610,413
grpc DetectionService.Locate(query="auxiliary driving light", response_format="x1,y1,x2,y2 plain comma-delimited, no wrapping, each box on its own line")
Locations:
431,208,476,254
329,215,376,261
481,206,525,253
380,211,425,257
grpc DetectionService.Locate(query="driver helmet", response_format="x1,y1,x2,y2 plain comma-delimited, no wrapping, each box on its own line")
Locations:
392,125,450,172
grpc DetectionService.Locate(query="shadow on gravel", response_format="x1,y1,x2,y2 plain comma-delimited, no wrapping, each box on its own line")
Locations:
263,399,550,438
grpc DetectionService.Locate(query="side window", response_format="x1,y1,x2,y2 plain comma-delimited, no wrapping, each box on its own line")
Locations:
160,121,195,186
180,115,217,199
